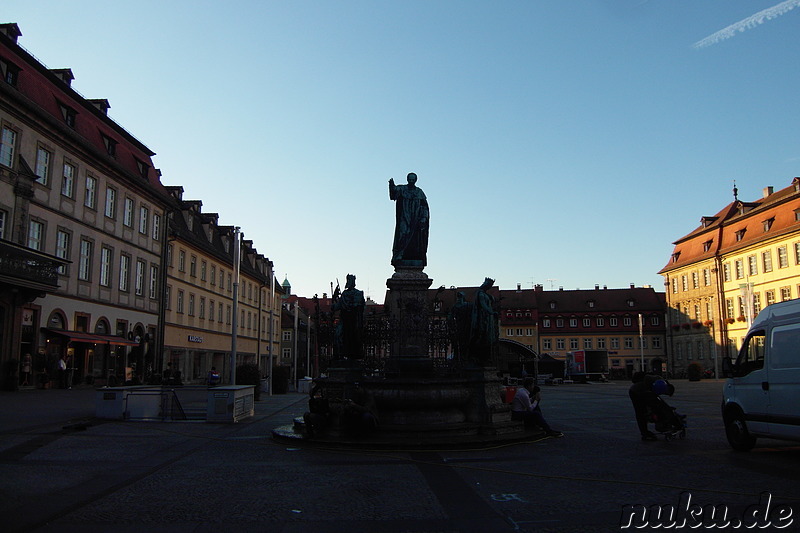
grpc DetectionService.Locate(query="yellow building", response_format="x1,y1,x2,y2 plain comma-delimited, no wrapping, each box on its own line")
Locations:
162,186,281,384
660,179,800,374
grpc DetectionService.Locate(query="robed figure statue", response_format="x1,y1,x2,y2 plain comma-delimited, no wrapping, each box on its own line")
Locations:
332,274,366,359
389,173,429,267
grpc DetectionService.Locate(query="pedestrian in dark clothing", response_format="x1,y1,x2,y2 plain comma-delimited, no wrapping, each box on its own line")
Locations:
629,371,660,441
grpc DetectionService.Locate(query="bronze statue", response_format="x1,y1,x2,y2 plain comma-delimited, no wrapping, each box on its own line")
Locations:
332,274,366,359
448,291,473,361
389,172,429,267
470,277,498,364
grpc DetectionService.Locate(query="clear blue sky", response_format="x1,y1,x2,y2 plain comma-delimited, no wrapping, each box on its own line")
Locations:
6,1,800,302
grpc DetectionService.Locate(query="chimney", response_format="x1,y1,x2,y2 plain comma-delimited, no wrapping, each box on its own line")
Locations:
763,186,774,198
603,285,607,290
534,284,543,292
595,284,599,290
0,23,22,44
630,283,635,289
88,99,110,115
516,283,521,291
50,68,74,86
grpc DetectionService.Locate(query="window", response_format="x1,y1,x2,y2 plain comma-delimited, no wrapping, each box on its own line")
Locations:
1,56,20,86
135,259,145,296
188,294,195,316
597,337,606,349
78,239,92,281
723,262,731,282
124,198,134,227
178,250,186,272
671,278,677,293
623,317,632,327
766,290,776,307
610,337,620,349
226,305,231,324
165,285,171,310
149,265,158,299
703,240,712,252
735,259,744,279
569,338,579,349
219,269,225,287
55,229,70,274
27,220,44,250
639,337,648,349
62,162,75,198
691,272,699,289
101,134,117,157
209,300,215,322
651,316,659,326
596,317,604,327
556,338,565,350
135,158,149,179
582,318,590,327
105,187,116,218
139,206,149,234
624,337,634,349
747,255,758,276
569,318,577,327
778,246,788,268
283,331,292,341
781,287,792,302
735,331,765,377
119,254,130,292
283,348,292,359
227,273,232,291
59,103,76,127
753,292,762,315
735,229,746,242
84,175,97,209
542,338,551,350
609,317,618,327
583,338,593,349
0,126,16,168
200,260,207,281
100,246,112,287
177,290,184,313
506,328,514,336
652,337,661,349
703,268,711,286
199,297,205,318
167,244,173,267
190,255,197,277
34,147,51,185
516,328,523,336
726,298,734,319
681,275,687,291
763,218,774,232
210,265,216,285
152,213,161,240
759,250,773,272
219,302,224,323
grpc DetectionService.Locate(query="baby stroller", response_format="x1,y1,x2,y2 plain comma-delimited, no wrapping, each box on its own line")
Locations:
647,379,687,441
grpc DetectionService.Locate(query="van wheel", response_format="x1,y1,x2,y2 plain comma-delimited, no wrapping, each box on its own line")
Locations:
725,412,756,451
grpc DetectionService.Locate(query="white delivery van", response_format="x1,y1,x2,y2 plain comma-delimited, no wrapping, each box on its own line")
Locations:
722,299,800,451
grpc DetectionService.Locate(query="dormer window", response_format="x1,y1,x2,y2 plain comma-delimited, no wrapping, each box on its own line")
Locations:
58,102,76,127
703,240,713,252
627,299,635,307
587,300,595,308
0,56,20,86
795,208,800,222
735,229,746,242
763,218,774,232
135,158,149,179
671,252,680,263
101,134,117,157
549,301,556,310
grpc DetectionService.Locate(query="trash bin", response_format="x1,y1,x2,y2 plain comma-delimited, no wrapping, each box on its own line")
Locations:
504,386,517,404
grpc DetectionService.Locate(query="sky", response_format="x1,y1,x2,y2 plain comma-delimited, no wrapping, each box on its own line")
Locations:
5,1,800,303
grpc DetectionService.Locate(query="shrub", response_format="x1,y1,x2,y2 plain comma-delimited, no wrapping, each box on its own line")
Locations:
687,362,703,381
236,363,262,401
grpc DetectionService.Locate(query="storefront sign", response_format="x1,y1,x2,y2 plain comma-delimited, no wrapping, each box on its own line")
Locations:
187,335,203,343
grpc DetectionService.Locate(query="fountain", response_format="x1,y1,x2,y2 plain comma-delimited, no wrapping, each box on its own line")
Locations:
271,173,541,448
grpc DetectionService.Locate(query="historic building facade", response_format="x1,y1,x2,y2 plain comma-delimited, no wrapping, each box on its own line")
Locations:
162,186,282,384
660,179,800,374
1,24,171,387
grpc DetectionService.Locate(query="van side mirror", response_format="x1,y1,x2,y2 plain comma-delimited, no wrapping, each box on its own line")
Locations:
721,357,734,378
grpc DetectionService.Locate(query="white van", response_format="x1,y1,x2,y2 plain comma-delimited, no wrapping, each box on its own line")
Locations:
722,299,800,451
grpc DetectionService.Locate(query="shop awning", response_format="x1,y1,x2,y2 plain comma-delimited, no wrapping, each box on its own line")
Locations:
41,328,140,346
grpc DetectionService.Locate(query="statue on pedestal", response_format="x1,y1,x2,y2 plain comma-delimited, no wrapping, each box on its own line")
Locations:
389,172,429,268
332,274,366,359
470,277,498,365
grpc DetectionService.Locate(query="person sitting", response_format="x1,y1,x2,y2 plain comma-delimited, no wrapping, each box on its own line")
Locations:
207,367,221,387
511,378,563,438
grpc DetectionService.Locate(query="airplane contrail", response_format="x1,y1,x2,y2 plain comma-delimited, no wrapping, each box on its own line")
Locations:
693,0,800,49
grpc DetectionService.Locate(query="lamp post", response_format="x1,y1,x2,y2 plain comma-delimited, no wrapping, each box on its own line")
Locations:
229,227,240,385
638,313,645,372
